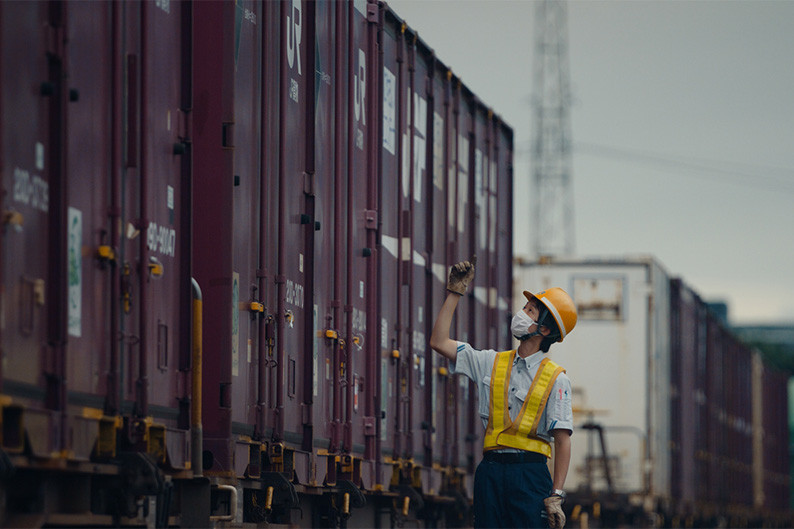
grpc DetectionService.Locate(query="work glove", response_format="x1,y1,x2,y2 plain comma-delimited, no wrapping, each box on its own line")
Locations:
446,255,477,295
544,495,566,529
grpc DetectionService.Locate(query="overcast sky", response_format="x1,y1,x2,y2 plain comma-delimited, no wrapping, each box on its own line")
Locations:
387,0,794,325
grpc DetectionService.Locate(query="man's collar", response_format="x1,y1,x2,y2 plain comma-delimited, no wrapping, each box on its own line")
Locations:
514,350,545,369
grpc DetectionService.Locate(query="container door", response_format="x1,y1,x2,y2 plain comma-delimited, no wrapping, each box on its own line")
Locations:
229,0,265,478
426,55,449,496
274,0,312,453
127,0,191,466
313,0,343,487
61,0,113,461
452,92,478,477
378,9,403,468
407,43,432,471
0,0,63,458
345,0,376,474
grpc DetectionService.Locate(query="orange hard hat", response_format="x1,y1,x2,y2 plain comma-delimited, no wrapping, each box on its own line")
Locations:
523,287,578,342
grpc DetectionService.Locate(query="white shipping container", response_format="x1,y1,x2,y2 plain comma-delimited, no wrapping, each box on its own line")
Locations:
514,257,672,498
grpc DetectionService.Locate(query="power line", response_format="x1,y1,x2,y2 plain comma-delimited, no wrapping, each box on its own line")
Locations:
518,141,794,194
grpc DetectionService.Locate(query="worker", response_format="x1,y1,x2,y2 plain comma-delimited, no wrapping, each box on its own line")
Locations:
429,256,577,529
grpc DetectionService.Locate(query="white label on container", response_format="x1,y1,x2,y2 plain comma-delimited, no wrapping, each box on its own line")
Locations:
382,68,396,155
35,142,44,170
433,112,444,190
67,207,82,337
232,272,239,377
286,0,302,75
13,167,49,212
412,92,427,204
313,304,319,397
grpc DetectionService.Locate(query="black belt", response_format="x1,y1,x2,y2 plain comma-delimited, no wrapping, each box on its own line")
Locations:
483,451,546,464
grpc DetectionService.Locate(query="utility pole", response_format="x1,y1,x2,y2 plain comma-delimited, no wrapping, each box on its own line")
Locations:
531,0,575,257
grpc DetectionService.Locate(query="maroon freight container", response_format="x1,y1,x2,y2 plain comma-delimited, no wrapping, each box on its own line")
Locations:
1,0,191,466
1,0,517,525
669,277,789,521
760,363,790,511
669,279,702,507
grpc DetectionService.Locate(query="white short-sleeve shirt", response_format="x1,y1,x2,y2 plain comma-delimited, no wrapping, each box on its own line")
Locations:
450,341,573,443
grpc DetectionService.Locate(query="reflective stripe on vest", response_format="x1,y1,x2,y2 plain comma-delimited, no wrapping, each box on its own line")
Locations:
483,350,565,457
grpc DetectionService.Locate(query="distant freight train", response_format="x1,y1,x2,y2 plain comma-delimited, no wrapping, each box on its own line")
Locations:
516,258,792,528
0,0,513,526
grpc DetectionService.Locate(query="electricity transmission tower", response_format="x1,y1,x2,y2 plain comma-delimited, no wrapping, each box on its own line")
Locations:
531,0,575,257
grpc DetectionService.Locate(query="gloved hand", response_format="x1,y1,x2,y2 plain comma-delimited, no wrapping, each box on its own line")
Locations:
544,495,566,529
446,255,477,295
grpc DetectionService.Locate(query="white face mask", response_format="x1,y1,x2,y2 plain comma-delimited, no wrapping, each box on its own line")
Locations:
510,309,538,341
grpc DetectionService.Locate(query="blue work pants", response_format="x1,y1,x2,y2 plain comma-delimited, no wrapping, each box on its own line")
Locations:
473,454,552,528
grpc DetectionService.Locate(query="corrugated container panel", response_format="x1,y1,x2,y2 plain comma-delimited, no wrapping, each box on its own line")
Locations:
258,0,283,448
134,0,190,423
314,0,346,487
728,327,753,505
427,53,451,483
61,1,118,465
450,84,479,476
669,279,700,504
192,0,237,473
761,360,790,510
1,0,64,458
275,0,312,456
378,5,404,468
62,0,113,417
495,120,513,351
470,104,488,354
228,0,264,477
407,36,433,477
344,0,376,481
704,316,723,504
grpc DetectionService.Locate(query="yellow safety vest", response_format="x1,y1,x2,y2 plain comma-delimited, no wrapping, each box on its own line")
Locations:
483,351,565,457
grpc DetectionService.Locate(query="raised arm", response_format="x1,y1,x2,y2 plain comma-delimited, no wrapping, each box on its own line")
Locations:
429,292,462,361
429,256,476,362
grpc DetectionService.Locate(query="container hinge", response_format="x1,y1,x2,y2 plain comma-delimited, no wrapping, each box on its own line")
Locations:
177,108,191,140
45,24,65,57
222,121,234,149
366,3,378,23
364,210,378,230
303,171,315,196
363,416,376,437
96,245,117,267
249,301,265,319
